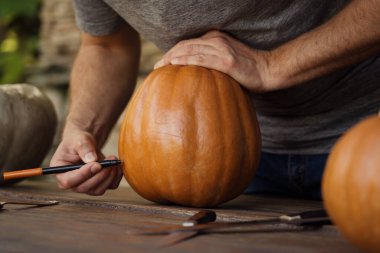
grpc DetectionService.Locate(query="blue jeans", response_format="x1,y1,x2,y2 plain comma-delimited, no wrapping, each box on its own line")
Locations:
244,152,328,200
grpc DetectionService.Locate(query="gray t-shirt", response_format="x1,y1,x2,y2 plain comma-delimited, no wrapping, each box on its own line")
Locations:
73,0,380,154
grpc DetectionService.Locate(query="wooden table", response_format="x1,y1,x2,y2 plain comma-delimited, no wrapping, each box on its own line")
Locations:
0,179,359,253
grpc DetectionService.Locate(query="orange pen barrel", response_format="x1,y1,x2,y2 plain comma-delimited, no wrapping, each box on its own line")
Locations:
3,168,43,181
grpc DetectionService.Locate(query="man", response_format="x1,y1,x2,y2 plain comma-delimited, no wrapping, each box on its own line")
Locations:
51,0,380,198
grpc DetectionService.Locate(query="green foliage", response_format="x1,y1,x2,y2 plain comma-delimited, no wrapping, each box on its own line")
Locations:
0,0,41,84
0,52,23,83
0,1,40,23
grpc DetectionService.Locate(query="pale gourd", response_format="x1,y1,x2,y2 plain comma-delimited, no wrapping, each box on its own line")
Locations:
0,84,57,185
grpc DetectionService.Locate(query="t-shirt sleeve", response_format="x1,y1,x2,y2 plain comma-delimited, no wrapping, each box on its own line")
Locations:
72,0,123,36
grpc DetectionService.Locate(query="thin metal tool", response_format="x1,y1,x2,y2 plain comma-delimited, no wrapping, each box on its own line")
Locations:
130,209,331,235
0,200,59,209
0,160,121,183
158,210,216,247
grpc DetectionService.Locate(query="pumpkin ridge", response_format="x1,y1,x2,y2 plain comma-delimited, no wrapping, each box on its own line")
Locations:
183,66,196,204
213,70,232,205
211,69,230,206
232,78,253,201
193,68,223,205
171,66,189,204
134,82,152,197
230,78,248,200
123,81,152,200
151,72,175,203
159,69,174,204
187,66,200,206
137,75,168,203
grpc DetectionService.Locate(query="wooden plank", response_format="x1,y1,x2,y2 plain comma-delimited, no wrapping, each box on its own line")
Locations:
0,179,324,220
0,179,360,253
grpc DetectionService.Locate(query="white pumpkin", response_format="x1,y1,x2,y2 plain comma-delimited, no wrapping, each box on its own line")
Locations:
0,84,57,184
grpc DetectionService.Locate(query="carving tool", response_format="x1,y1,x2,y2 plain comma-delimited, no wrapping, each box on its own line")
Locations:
131,209,331,236
158,210,216,247
0,200,59,209
0,160,121,183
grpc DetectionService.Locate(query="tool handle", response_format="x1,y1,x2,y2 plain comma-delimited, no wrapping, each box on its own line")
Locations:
1,200,59,207
298,209,329,219
287,209,332,226
183,210,217,226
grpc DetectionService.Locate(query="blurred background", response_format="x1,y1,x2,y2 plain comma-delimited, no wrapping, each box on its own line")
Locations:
0,0,163,166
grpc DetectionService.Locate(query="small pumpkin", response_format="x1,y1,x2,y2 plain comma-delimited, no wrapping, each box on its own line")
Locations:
0,84,57,185
119,65,261,207
322,115,380,253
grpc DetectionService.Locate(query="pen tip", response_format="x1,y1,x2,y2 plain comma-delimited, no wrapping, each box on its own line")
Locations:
109,159,122,165
99,159,122,168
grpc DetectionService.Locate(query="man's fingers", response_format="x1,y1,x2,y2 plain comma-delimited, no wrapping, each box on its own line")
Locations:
71,153,118,194
104,154,123,190
109,166,123,189
70,167,110,193
75,134,98,163
154,38,217,69
56,162,101,189
171,54,229,73
155,45,222,70
56,153,121,195
154,36,235,70
169,44,218,61
86,168,118,196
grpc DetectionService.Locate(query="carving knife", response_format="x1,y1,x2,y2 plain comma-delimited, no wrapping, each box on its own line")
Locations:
158,210,217,247
132,209,331,235
0,200,59,209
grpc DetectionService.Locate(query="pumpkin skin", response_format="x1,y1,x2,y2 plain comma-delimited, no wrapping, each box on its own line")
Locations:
0,84,57,185
322,116,380,253
119,65,261,207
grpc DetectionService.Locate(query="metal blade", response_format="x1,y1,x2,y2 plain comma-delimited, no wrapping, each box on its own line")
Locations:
157,210,216,247
129,218,280,235
158,231,199,247
130,216,331,235
0,200,59,209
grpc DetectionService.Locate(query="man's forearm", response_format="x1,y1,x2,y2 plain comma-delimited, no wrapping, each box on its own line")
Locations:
268,0,380,89
66,26,140,147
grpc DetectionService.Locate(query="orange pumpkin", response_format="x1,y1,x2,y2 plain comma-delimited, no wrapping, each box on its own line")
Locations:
322,115,380,253
119,65,261,207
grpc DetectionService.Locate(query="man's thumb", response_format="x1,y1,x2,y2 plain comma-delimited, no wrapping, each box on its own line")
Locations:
76,135,98,163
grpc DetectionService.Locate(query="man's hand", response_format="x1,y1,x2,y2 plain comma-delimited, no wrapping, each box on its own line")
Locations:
154,31,273,92
51,124,123,196
155,0,380,92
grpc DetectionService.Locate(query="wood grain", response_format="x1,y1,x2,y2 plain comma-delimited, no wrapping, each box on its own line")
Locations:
0,179,359,253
